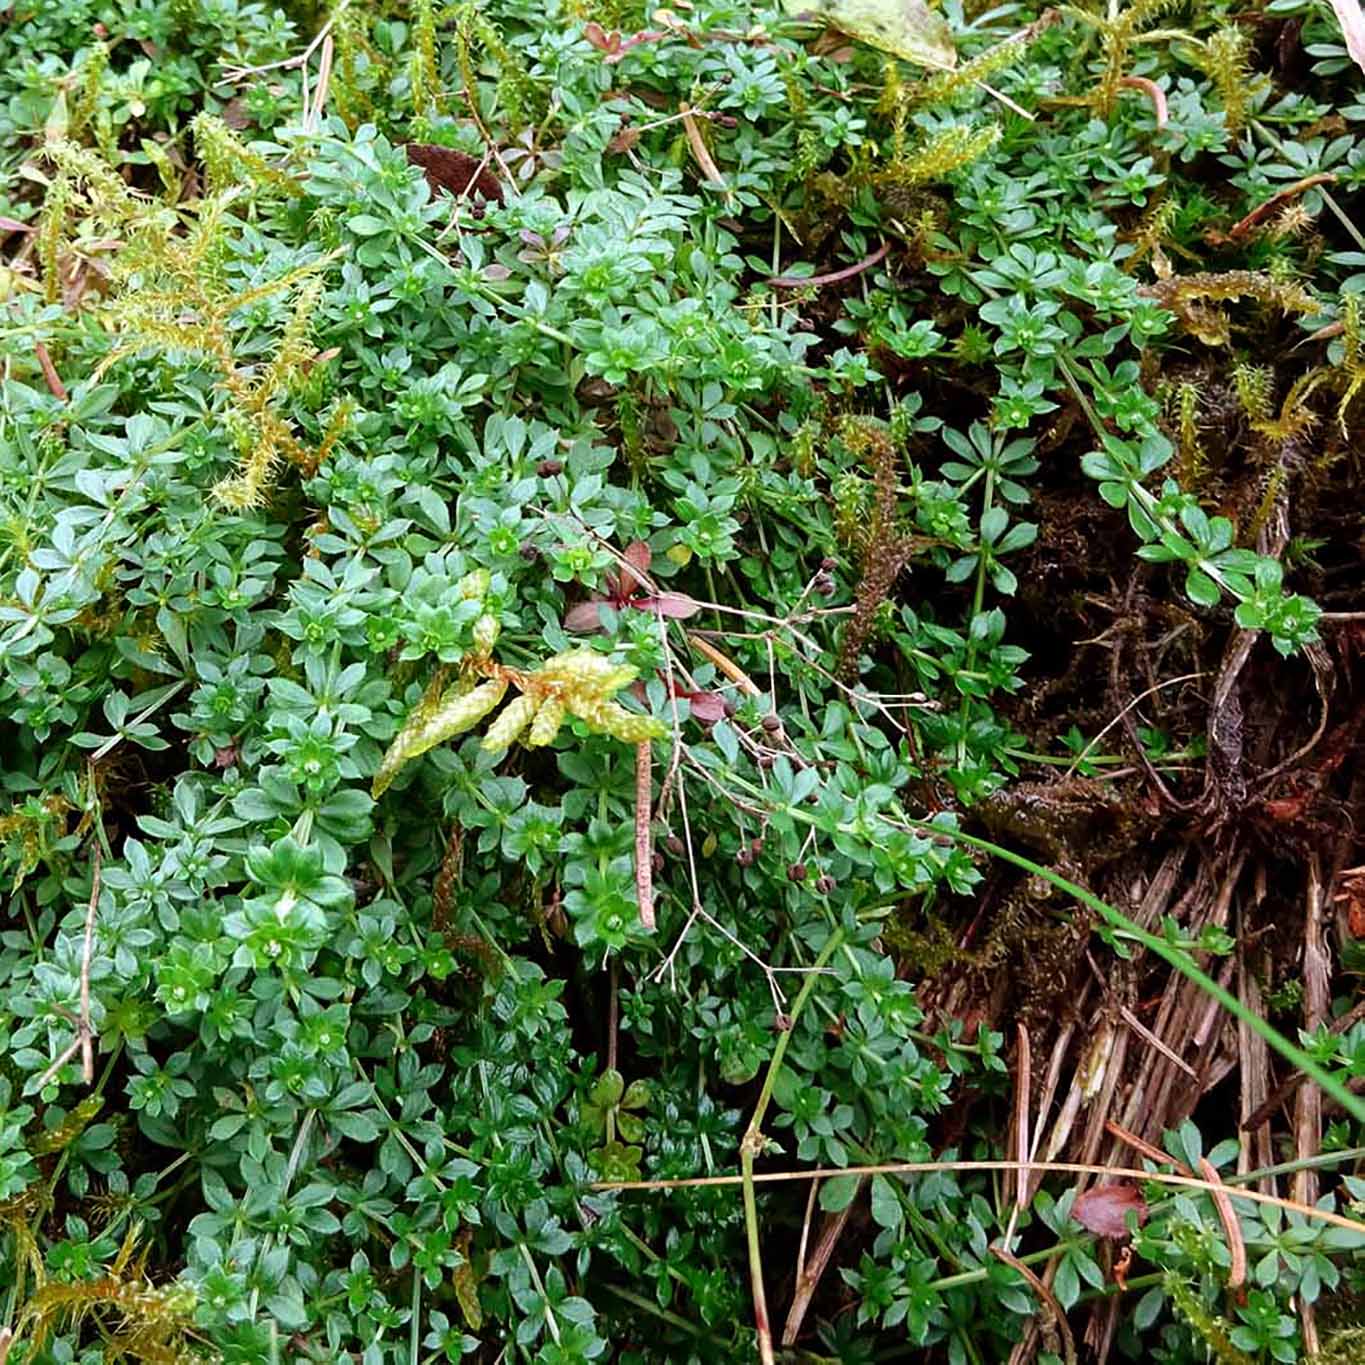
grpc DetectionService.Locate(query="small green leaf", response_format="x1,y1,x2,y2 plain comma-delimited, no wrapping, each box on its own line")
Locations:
818,1173,861,1212
1185,568,1221,608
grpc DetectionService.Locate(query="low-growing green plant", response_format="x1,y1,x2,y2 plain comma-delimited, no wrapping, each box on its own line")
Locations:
1,0,1363,1362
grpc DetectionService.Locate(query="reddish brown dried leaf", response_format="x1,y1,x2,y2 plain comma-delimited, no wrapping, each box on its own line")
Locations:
637,591,700,620
564,600,607,633
607,125,642,155
621,540,652,581
1073,1184,1147,1239
684,690,727,722
405,144,504,204
583,21,618,52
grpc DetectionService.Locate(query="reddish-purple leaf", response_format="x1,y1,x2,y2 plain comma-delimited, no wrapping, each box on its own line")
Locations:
621,540,652,583
685,691,728,722
1072,1185,1147,1239
636,592,700,620
564,600,607,633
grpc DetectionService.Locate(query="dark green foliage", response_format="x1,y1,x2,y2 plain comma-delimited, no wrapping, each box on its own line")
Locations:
0,1,1363,1362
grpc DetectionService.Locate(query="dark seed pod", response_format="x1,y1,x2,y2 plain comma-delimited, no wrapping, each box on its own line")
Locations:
651,852,664,874
736,847,755,867
758,753,775,770
750,836,764,853
537,458,564,478
815,573,835,596
761,713,781,733
519,541,540,561
787,862,808,883
815,874,836,894
821,556,838,571
665,834,685,856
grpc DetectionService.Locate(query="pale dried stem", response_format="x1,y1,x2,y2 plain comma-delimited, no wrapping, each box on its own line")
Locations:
1296,850,1329,1365
1237,915,1276,1192
597,1159,1365,1237
781,1184,861,1347
1002,1024,1032,1248
993,1245,1076,1365
634,742,655,931
1198,1157,1247,1290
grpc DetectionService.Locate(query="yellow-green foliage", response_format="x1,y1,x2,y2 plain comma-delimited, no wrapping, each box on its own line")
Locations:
373,643,665,797
1234,362,1274,426
0,794,72,892
834,417,914,679
190,112,299,198
451,1,541,132
1141,270,1317,346
62,148,346,511
410,0,445,123
68,41,109,140
28,1096,103,1156
879,123,1000,193
35,172,70,304
1191,27,1254,135
1336,289,1365,426
915,9,1062,106
485,649,666,749
1173,380,1208,487
16,1223,204,1361
1233,363,1323,451
38,140,174,302
373,674,507,796
1164,1274,1252,1365
331,2,388,126
1314,1325,1365,1365
1069,0,1186,116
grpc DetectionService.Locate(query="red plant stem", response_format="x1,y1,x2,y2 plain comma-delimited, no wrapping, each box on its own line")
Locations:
1118,75,1167,129
634,742,655,931
35,341,68,402
770,239,890,289
1230,173,1337,240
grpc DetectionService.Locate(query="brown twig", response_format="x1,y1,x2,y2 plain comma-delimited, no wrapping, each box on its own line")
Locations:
1295,858,1330,1233
992,1245,1077,1365
1003,1023,1032,1247
1229,173,1336,240
686,632,761,696
781,1181,862,1347
593,1159,1365,1237
769,239,891,289
1118,75,1168,128
34,340,67,402
1199,1157,1247,1290
679,104,729,197
37,848,102,1090
634,742,655,931
308,33,334,130
606,958,619,1076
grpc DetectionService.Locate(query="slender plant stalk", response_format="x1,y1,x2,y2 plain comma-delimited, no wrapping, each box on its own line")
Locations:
740,926,845,1365
903,821,1365,1125
596,1159,1365,1235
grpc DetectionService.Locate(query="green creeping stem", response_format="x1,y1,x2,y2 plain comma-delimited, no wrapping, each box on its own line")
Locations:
904,819,1365,1127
